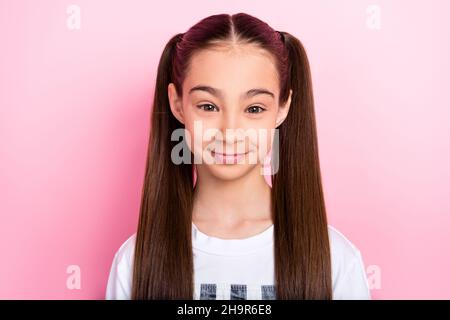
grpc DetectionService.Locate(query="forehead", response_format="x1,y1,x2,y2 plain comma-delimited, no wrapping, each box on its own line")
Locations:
183,44,280,97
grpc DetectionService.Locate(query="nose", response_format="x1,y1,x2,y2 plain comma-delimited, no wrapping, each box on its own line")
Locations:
215,111,246,152
221,112,240,143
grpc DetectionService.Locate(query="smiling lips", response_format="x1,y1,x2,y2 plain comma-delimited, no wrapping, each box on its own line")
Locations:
211,150,248,164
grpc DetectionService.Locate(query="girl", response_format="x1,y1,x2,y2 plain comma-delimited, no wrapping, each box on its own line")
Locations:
106,13,371,300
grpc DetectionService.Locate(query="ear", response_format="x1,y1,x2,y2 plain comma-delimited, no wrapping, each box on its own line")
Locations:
168,83,185,125
275,89,292,127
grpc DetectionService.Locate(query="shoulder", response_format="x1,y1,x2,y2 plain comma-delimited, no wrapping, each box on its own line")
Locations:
327,225,371,300
114,233,137,266
328,225,362,266
105,233,137,300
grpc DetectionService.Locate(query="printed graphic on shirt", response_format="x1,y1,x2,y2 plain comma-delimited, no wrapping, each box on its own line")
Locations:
230,284,247,300
261,285,276,300
198,283,276,300
200,284,217,300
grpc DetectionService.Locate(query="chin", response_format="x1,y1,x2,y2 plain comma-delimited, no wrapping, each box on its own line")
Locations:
203,162,260,181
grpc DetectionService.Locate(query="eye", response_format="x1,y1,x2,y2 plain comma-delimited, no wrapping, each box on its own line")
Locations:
197,103,219,112
246,105,266,114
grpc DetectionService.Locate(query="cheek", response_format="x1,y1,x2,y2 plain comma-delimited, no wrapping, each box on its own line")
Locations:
240,118,278,163
253,126,276,161
258,111,280,151
183,116,219,157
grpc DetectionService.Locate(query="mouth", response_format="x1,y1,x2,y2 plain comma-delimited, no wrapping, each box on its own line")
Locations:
210,150,249,164
211,151,249,156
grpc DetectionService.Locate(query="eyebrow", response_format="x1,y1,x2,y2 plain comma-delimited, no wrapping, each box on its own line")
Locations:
188,85,275,99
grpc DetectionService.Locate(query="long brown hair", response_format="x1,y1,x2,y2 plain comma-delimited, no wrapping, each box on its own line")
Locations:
132,13,332,299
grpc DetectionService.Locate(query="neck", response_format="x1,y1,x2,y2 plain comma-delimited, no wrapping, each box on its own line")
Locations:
192,165,272,225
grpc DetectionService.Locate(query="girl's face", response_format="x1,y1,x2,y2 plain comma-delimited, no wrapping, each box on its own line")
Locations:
168,44,292,181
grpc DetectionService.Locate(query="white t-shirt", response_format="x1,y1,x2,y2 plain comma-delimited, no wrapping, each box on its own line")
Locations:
105,223,371,300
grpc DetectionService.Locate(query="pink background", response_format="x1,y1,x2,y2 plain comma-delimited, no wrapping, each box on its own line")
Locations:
1,0,449,299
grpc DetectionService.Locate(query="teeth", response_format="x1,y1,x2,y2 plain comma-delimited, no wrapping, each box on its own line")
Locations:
211,150,247,164
212,151,247,156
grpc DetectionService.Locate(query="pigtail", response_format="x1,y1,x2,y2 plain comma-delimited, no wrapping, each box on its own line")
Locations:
132,33,195,299
272,32,332,299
